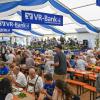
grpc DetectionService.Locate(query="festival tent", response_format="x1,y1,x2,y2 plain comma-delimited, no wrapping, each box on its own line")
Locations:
0,0,100,47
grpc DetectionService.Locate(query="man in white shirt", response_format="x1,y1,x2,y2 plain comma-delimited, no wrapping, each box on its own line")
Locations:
90,55,96,65
76,56,88,71
12,66,27,88
27,68,43,100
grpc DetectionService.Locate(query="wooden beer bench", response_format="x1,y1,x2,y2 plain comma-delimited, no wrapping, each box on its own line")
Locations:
66,79,86,95
66,79,96,100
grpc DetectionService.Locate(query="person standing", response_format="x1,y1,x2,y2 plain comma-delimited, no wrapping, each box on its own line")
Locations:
51,44,67,81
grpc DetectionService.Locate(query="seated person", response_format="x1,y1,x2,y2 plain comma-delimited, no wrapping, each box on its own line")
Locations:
76,56,88,71
90,55,96,65
0,61,9,75
0,78,13,100
70,55,76,68
27,68,43,100
41,73,55,100
44,55,54,75
25,54,34,68
12,66,27,88
96,55,100,66
66,55,71,68
6,50,15,64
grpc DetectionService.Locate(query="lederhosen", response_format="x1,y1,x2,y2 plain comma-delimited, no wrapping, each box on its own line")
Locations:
27,76,40,100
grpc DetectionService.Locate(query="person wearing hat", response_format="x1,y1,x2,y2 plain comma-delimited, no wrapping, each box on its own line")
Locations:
51,44,67,81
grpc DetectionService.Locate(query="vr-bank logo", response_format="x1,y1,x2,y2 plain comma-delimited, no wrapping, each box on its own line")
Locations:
0,0,21,3
22,11,63,26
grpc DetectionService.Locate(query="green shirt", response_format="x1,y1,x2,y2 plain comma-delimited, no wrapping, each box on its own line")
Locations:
54,52,67,75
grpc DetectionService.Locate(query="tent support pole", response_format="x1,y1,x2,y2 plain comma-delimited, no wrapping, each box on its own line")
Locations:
14,36,17,43
2,33,3,40
98,32,100,48
26,36,28,46
10,37,12,45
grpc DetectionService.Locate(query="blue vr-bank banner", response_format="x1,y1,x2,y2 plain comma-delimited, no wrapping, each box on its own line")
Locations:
96,0,100,6
0,20,31,30
0,28,12,33
22,10,63,26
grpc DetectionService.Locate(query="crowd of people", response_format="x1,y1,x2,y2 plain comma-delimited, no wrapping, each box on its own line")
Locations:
30,37,84,50
0,43,100,100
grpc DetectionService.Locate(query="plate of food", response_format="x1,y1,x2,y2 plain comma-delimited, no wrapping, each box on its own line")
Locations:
12,86,23,95
13,91,21,95
12,86,23,92
18,92,27,98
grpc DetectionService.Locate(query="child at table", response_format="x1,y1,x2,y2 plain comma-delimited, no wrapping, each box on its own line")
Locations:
41,73,55,100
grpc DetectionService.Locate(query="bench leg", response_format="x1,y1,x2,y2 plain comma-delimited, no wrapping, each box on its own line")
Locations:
77,86,79,95
90,91,92,100
77,86,81,95
79,86,82,95
89,81,95,87
90,91,96,100
93,92,96,100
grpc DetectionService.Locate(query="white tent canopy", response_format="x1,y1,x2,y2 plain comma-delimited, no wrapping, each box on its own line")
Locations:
0,4,91,34
0,0,99,37
0,0,99,47
0,0,99,34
